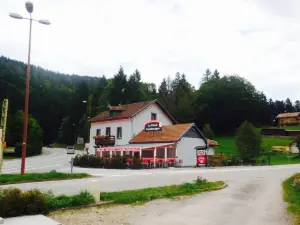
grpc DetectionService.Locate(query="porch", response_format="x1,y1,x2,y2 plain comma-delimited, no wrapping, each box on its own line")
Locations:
95,142,177,167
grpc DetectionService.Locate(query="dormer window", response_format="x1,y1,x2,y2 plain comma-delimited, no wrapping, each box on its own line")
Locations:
108,105,125,119
109,111,120,118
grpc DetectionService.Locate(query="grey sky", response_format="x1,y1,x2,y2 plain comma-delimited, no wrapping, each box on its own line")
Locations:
1,0,300,101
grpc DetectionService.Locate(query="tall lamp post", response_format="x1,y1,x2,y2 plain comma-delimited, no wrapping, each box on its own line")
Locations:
83,100,91,144
9,1,50,175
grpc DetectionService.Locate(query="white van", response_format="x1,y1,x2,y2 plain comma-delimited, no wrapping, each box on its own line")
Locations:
66,146,75,154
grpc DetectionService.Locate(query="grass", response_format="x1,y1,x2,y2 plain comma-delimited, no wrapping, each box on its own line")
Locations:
281,125,300,131
283,174,300,224
0,170,91,185
45,190,95,212
260,153,300,165
100,178,225,204
214,136,293,154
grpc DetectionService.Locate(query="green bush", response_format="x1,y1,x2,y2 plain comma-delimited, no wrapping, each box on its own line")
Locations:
0,188,95,218
44,190,95,212
73,154,140,169
22,189,46,215
0,188,25,218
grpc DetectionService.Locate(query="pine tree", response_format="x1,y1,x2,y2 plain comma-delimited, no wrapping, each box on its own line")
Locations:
203,124,215,139
235,121,261,164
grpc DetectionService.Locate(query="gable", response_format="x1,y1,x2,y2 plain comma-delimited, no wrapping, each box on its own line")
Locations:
89,99,177,124
183,126,202,138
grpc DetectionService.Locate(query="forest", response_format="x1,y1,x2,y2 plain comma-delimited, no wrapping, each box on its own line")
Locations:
1,56,299,148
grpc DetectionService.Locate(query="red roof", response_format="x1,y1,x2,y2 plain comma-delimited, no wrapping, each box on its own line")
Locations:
89,100,177,123
276,112,300,119
130,123,193,143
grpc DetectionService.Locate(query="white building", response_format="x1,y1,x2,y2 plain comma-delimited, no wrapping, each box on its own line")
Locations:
88,100,177,146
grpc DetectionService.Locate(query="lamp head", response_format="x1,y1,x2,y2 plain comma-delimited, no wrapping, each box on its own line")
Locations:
9,13,23,19
25,1,34,13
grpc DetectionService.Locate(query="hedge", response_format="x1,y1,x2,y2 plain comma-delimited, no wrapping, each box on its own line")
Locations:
0,188,95,218
73,154,143,169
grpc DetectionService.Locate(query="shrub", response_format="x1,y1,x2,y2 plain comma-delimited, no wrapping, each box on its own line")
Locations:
195,176,207,184
0,188,24,218
22,189,46,215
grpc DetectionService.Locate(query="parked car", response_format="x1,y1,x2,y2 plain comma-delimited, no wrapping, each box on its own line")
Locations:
66,146,75,154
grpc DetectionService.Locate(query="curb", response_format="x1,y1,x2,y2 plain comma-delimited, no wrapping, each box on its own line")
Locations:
200,183,228,192
53,201,114,212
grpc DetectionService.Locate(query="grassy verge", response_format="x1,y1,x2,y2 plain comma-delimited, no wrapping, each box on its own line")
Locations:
0,188,95,218
215,136,292,155
100,178,225,204
283,174,300,224
0,170,91,185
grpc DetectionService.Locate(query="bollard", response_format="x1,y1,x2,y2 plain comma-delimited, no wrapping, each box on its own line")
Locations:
89,179,100,202
70,157,74,173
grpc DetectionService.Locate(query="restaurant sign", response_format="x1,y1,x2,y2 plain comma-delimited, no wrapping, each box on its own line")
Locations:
96,147,140,152
144,120,162,132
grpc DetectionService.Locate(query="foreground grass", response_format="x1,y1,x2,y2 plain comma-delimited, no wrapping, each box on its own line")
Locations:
283,174,300,224
100,180,225,204
0,171,91,185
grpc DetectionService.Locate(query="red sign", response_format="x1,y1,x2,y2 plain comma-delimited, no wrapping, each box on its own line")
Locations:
144,120,162,132
197,150,206,165
197,156,206,165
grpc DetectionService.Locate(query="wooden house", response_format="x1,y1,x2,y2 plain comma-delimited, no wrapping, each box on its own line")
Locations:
276,112,300,126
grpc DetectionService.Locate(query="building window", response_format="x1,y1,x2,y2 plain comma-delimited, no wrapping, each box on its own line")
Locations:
106,127,111,136
151,113,157,120
117,127,122,139
96,129,101,136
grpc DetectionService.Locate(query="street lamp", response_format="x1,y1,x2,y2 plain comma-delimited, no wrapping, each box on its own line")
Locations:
9,1,50,175
83,100,91,144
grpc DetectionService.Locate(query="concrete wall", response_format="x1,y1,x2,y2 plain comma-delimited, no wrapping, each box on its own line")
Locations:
176,137,206,167
132,103,173,137
89,120,132,146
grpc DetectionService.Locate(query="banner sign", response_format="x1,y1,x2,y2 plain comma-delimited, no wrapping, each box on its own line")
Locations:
96,147,140,152
197,150,206,165
144,120,162,132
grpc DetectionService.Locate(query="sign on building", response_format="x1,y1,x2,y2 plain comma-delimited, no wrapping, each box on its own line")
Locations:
144,120,162,132
197,150,206,166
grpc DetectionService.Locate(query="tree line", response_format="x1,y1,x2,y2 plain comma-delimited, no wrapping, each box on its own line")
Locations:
0,56,299,147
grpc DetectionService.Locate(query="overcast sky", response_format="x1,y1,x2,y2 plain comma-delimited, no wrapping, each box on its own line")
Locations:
1,0,300,101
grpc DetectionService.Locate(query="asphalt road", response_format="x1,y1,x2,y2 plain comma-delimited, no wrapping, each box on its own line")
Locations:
1,148,298,224
2,147,78,174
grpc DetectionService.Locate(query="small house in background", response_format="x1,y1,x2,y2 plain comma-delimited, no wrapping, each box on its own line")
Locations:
207,139,219,155
289,141,300,154
276,112,300,126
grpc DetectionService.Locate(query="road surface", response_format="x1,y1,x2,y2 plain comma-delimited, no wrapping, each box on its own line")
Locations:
2,148,298,224
2,147,78,174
